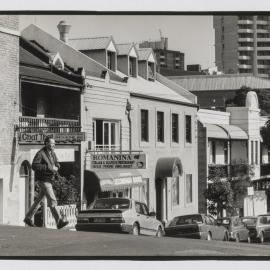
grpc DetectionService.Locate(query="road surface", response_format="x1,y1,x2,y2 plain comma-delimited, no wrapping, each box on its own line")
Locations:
0,225,270,257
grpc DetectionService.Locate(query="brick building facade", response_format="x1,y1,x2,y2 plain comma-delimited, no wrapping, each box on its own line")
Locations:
0,15,20,224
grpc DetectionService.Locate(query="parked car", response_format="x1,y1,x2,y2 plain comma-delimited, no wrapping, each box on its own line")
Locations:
242,215,270,243
164,214,229,241
76,198,164,237
216,216,250,243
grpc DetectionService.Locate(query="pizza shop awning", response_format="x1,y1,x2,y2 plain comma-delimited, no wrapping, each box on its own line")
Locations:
85,169,144,192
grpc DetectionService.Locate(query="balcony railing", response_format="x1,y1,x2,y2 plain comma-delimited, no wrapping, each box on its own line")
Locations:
208,164,249,178
94,144,121,152
19,116,81,133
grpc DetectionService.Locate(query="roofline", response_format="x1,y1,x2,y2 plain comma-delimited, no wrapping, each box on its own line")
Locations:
167,73,270,80
130,92,198,108
20,76,82,91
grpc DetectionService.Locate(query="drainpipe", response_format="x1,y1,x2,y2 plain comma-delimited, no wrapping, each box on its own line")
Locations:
126,99,132,153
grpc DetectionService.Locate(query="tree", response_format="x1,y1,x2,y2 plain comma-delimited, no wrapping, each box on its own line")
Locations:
204,162,253,217
226,86,270,115
204,167,234,217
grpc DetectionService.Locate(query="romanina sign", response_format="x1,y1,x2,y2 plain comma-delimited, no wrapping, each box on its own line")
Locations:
18,132,85,144
90,153,146,169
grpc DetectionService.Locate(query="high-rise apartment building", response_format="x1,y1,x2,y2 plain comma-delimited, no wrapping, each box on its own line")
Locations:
214,15,270,78
139,37,185,75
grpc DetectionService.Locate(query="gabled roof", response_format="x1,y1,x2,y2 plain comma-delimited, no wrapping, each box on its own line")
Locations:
69,36,118,52
20,37,83,88
168,74,270,91
21,25,124,83
128,75,193,105
116,43,138,57
137,48,155,62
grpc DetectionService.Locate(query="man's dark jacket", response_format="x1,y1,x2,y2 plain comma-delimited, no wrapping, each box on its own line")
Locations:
32,147,60,182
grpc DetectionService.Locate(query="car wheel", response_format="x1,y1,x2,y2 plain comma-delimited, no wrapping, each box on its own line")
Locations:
132,223,140,236
223,232,229,241
156,226,163,238
259,232,264,244
207,232,212,241
235,234,240,243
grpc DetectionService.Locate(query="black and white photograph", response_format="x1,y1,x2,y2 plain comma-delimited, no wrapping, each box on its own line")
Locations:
1,0,270,265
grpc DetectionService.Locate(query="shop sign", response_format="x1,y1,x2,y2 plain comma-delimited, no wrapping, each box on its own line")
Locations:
90,153,146,169
30,148,75,163
19,132,85,144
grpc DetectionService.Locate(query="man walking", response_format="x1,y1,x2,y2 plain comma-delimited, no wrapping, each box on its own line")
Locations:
24,136,69,229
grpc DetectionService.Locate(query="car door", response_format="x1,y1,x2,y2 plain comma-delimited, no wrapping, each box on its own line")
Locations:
141,203,158,236
208,215,224,240
134,202,146,235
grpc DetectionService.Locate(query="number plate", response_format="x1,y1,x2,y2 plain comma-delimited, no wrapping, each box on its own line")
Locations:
93,217,106,223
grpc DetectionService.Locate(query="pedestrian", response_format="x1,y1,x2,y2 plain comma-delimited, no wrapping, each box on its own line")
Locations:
23,136,69,229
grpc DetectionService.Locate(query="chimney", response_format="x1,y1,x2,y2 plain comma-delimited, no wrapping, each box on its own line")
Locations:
57,20,71,43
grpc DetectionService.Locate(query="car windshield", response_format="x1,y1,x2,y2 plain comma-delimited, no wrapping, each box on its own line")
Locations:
92,198,131,210
170,215,203,226
241,217,257,225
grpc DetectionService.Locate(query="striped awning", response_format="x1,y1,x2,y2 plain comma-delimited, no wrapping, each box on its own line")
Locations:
219,124,248,140
204,123,229,139
85,169,144,192
204,123,248,140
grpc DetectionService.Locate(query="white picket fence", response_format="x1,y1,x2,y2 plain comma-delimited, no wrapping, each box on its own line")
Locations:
43,202,78,230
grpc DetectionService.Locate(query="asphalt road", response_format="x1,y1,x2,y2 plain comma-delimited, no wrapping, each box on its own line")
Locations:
0,225,270,257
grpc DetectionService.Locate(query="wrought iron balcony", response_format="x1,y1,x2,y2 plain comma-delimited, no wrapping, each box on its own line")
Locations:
18,116,81,133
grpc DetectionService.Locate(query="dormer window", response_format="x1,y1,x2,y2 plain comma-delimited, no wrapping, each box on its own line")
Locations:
107,51,114,70
148,61,155,81
129,57,137,77
50,53,64,70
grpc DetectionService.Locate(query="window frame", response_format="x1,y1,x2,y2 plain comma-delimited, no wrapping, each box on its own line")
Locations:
171,113,179,143
185,114,192,144
140,109,149,142
185,174,193,205
157,111,165,143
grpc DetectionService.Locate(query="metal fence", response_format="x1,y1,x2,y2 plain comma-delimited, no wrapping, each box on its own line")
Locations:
19,116,81,133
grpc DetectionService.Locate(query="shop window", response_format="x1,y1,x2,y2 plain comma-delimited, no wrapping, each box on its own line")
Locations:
141,109,149,142
142,178,149,207
186,174,193,204
171,113,179,143
172,176,180,206
251,141,254,164
255,141,258,165
209,141,216,164
94,119,120,151
157,111,164,142
185,115,192,143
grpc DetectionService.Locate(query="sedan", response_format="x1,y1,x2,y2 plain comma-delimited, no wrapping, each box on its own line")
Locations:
217,216,250,242
76,198,164,237
242,215,270,243
165,214,229,241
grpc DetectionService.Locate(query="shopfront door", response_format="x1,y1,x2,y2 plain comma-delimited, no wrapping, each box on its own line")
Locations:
156,178,167,222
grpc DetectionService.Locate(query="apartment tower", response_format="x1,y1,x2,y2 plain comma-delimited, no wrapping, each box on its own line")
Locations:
214,15,270,78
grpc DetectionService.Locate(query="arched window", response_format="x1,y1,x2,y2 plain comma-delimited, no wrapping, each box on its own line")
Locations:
19,161,32,211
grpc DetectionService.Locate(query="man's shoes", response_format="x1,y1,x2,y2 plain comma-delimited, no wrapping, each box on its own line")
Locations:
57,219,69,229
23,217,35,227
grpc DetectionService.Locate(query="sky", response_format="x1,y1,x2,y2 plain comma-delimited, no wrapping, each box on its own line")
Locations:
19,15,215,69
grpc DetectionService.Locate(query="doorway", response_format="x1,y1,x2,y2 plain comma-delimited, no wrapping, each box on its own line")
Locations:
156,178,167,222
